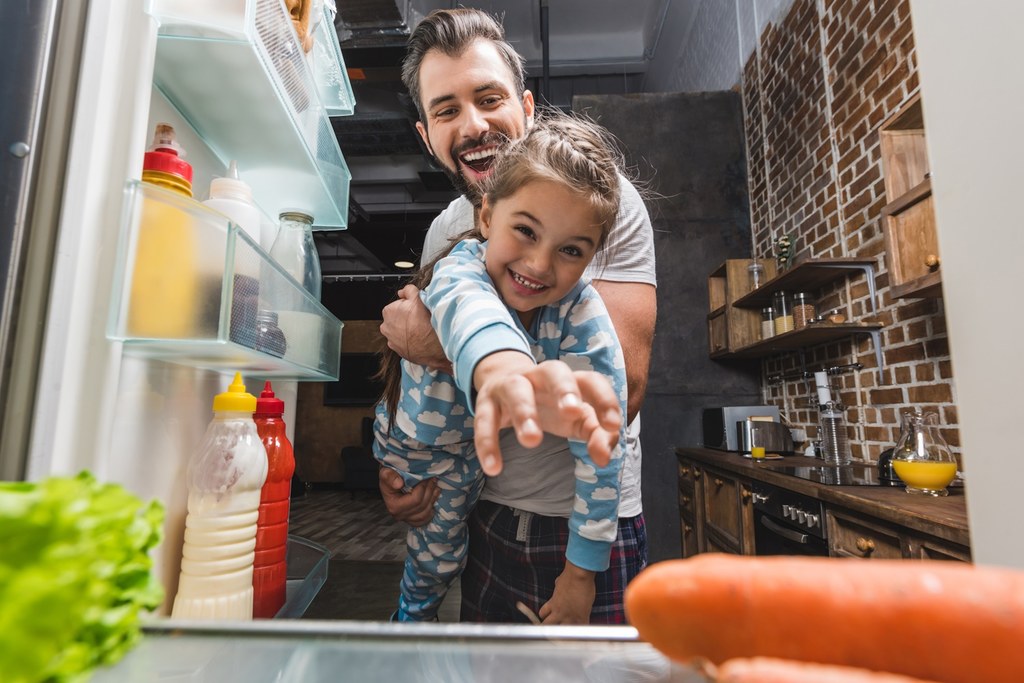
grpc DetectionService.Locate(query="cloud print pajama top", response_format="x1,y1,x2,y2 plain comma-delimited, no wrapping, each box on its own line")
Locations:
373,238,627,621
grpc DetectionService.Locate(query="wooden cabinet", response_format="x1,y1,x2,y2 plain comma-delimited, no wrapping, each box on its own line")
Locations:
706,259,776,356
827,508,970,561
678,462,704,557
700,465,755,555
879,94,942,299
706,259,884,376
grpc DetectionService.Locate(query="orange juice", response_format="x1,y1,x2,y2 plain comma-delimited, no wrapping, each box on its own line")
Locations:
892,460,957,491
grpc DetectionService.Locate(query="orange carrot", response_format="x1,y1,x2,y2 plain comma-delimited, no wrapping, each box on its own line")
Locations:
716,658,942,683
624,554,1024,683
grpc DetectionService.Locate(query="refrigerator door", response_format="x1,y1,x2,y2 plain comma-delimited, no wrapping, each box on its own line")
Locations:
0,0,89,480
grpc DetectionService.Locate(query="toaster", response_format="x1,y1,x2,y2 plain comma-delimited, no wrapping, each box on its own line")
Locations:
702,406,781,451
737,419,794,455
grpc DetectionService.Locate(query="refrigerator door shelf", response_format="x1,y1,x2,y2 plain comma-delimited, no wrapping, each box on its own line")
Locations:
108,181,343,381
148,0,352,227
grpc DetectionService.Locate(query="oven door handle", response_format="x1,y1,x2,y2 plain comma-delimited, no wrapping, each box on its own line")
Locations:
760,516,812,544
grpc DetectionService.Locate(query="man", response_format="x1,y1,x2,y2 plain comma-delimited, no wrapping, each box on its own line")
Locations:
378,8,657,624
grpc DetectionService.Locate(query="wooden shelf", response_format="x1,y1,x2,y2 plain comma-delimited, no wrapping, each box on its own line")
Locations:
732,258,877,310
881,178,932,217
721,322,883,359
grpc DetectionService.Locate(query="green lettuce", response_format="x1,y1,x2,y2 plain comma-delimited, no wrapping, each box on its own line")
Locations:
0,472,164,683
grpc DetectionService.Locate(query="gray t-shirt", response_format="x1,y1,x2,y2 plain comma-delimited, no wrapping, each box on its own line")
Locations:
420,174,656,518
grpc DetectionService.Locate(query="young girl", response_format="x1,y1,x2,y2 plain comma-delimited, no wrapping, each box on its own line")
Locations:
373,113,628,623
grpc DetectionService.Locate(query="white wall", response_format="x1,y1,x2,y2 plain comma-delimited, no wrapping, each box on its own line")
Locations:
909,0,1024,569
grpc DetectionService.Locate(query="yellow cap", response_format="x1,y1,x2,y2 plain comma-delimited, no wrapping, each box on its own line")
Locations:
212,372,257,413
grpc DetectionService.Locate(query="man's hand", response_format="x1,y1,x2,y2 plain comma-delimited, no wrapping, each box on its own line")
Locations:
379,284,452,372
473,354,622,476
538,561,596,625
378,467,440,527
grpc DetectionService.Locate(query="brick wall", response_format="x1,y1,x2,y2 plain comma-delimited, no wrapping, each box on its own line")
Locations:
741,0,958,461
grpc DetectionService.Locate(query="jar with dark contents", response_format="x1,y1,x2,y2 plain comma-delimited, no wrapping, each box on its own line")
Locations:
793,292,816,329
254,310,287,358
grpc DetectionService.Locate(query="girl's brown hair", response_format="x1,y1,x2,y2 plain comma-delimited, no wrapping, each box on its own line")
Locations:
376,112,623,428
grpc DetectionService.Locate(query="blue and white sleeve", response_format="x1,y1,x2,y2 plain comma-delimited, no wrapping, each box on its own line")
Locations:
421,239,533,410
556,288,628,572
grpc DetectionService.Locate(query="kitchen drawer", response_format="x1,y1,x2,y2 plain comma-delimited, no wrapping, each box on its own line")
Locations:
678,462,700,494
679,501,701,558
827,510,903,559
909,536,972,563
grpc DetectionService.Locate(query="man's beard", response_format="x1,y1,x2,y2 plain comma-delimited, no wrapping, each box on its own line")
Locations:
438,130,513,207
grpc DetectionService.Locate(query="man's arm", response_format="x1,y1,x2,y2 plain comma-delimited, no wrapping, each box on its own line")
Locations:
591,280,656,423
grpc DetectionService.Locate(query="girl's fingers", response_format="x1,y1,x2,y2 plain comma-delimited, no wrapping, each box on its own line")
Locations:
574,371,622,434
473,399,505,476
501,374,543,449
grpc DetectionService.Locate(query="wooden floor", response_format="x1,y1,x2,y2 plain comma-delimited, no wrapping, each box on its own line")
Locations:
289,487,461,622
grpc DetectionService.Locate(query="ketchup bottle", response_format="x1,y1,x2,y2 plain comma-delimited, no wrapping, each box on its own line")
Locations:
252,381,296,618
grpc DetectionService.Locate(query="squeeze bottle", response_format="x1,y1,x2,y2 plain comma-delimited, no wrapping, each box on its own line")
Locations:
172,373,268,619
203,161,262,347
252,381,296,618
127,123,198,338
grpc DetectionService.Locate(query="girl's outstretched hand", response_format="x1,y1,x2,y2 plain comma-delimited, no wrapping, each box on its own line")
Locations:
472,353,622,476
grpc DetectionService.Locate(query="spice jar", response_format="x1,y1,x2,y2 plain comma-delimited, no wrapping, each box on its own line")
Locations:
772,291,794,334
747,261,765,290
760,307,776,340
793,292,816,329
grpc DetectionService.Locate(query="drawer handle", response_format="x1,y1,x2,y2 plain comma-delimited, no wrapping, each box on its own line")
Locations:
681,495,691,506
925,254,940,270
694,470,702,479
856,537,876,554
714,478,724,487
741,488,752,503
684,523,693,534
681,466,690,476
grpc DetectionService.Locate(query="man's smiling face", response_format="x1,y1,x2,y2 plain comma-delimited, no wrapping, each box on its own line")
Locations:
414,39,535,204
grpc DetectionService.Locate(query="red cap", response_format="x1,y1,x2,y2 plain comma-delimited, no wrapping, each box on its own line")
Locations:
143,149,193,184
255,380,285,417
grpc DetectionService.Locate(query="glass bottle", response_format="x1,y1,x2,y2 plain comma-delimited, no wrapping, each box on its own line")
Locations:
773,290,794,334
760,307,776,340
254,310,288,358
891,409,958,496
270,210,321,299
747,261,765,290
793,291,816,329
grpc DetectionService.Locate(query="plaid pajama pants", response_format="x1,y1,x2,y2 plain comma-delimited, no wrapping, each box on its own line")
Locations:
459,499,648,624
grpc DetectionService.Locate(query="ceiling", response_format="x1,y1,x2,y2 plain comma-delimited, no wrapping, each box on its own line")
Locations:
318,0,668,280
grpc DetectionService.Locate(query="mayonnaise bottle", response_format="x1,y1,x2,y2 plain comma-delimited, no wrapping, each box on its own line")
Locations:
172,373,268,619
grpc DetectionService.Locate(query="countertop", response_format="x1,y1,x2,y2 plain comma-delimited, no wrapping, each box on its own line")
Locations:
676,447,970,547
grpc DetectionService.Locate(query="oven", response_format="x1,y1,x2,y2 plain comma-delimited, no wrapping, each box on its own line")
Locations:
750,481,829,556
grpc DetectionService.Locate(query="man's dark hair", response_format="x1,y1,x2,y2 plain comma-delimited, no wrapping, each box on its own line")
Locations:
401,8,527,125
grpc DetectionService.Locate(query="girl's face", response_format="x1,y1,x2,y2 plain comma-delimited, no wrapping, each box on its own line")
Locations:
480,179,604,327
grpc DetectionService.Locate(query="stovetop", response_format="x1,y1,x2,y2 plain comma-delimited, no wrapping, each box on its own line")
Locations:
765,463,900,486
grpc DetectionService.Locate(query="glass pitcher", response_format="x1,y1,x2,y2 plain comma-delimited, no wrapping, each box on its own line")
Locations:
891,409,958,496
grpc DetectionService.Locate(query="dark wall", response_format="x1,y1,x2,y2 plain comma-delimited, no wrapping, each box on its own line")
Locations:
573,92,761,562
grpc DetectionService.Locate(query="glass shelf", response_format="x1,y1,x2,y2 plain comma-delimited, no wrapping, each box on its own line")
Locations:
107,181,343,381
277,535,330,619
147,0,353,227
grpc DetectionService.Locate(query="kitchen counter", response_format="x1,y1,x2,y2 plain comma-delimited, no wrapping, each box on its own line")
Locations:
677,447,970,547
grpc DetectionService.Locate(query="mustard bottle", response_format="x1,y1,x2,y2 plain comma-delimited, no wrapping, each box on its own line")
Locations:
126,123,199,338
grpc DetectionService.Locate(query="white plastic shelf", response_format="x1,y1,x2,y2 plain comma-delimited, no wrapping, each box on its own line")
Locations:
148,0,354,227
108,181,344,381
